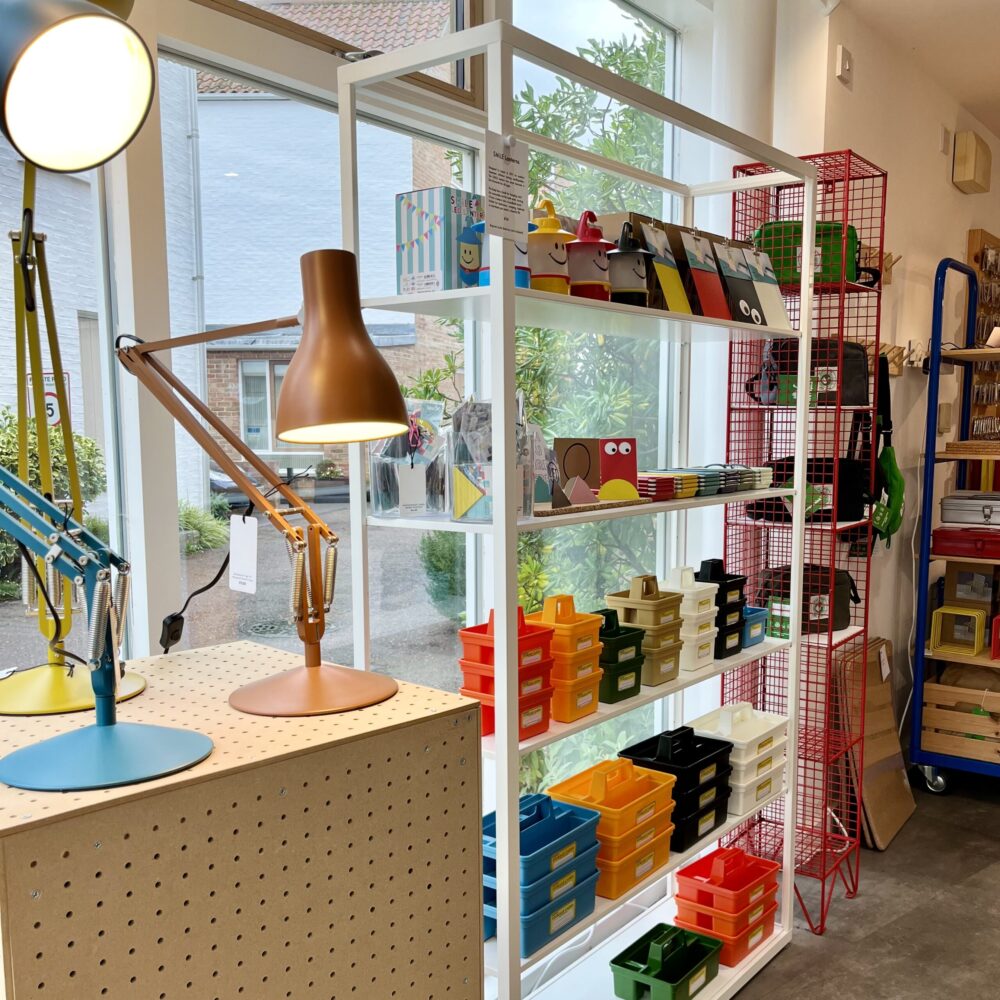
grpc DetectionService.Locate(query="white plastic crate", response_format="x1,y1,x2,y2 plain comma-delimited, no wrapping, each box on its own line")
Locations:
664,566,719,618
688,703,789,766
729,736,787,788
679,626,718,672
729,758,785,817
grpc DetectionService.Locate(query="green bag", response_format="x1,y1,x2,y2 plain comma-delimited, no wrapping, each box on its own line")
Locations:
753,221,858,285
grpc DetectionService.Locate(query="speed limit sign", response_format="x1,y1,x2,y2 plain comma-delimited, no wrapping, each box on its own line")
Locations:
26,372,70,427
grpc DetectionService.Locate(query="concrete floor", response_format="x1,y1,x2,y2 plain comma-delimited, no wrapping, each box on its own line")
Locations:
737,769,1000,999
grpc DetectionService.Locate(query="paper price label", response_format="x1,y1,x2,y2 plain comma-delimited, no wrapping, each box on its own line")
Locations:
618,646,636,663
576,691,594,709
484,132,530,240
699,787,717,809
689,966,708,996
757,736,773,754
698,812,715,836
549,899,577,935
522,647,542,666
757,756,773,775
229,515,258,594
634,852,655,880
726,632,740,649
756,778,773,801
618,672,636,692
550,844,576,871
635,802,655,826
635,827,656,850
521,705,544,729
549,871,576,901
521,677,543,696
699,764,716,783
577,636,593,651
749,926,765,950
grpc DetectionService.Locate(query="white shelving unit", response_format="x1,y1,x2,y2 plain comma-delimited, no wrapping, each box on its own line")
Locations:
339,20,814,1000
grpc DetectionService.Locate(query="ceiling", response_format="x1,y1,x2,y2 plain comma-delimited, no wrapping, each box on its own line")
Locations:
846,0,1000,137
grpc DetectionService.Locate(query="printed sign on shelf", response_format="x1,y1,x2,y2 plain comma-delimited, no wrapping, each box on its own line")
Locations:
484,131,530,240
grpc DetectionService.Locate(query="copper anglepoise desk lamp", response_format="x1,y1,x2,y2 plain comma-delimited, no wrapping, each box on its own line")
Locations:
118,249,408,716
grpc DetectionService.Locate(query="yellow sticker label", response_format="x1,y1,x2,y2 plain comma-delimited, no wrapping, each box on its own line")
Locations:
726,632,740,649
634,851,655,880
521,677,543,696
698,641,712,659
727,588,740,603
756,778,773,801
699,763,716,783
698,811,715,836
550,843,576,871
635,826,656,850
550,870,577,901
726,610,740,626
618,672,637,692
522,647,543,666
660,610,676,624
619,646,636,663
698,597,712,612
689,966,708,997
750,623,763,639
699,787,717,809
635,802,656,826
660,656,677,675
576,690,594,709
750,885,765,903
577,636,593,651
748,926,765,951
549,899,577,935
748,903,765,924
521,705,544,729
698,621,712,634
757,736,773,754
756,756,773,775
577,663,594,678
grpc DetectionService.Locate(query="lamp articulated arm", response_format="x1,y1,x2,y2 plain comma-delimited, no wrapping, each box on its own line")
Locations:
0,464,128,725
116,319,339,661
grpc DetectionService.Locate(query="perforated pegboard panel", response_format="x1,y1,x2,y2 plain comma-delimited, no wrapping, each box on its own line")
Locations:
0,642,482,998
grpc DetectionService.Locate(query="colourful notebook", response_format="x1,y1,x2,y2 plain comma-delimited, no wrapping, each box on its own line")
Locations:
743,248,793,330
712,242,766,326
641,223,692,314
679,232,731,320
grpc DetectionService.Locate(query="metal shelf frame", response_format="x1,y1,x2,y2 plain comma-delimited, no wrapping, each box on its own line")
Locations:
338,20,813,998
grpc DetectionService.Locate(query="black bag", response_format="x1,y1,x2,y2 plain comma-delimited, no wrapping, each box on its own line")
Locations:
757,564,860,633
745,338,869,406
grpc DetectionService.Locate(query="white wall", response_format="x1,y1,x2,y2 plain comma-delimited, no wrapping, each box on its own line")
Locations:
823,4,1000,722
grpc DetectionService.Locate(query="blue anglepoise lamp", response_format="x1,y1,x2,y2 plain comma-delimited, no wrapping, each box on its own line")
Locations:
0,464,213,791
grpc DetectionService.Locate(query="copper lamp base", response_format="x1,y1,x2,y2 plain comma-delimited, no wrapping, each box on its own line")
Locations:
228,663,399,717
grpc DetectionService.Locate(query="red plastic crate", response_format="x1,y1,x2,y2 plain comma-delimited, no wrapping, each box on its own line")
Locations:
675,899,777,967
676,847,780,915
458,607,555,669
459,657,553,699
460,685,553,740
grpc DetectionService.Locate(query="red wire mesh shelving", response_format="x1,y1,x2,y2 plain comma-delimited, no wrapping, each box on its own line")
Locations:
721,150,887,935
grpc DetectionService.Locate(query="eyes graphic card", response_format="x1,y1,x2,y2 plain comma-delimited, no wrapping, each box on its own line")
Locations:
641,223,692,314
712,242,766,327
599,438,638,487
743,248,792,330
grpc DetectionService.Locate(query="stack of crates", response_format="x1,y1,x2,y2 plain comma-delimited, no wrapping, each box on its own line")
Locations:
605,576,684,685
458,607,555,740
697,559,748,660
596,609,644,705
481,794,601,958
548,759,676,900
619,727,732,852
665,567,719,673
526,596,604,723
688,703,788,817
675,847,780,967
610,924,722,1000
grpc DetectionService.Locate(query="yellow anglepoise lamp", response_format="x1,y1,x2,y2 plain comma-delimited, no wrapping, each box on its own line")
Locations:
0,0,153,714
119,249,409,717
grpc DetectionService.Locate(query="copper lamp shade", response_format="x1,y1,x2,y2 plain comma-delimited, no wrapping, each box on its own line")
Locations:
276,249,409,445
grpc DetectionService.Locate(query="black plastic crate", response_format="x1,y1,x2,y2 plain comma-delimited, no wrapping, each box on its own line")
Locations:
696,559,748,608
619,727,732,797
714,598,746,630
672,764,732,821
714,621,744,659
672,787,732,853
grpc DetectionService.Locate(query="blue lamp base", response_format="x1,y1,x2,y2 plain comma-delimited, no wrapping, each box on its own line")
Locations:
0,722,214,792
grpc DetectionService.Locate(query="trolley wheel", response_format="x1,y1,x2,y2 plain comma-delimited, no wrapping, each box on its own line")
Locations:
924,770,948,795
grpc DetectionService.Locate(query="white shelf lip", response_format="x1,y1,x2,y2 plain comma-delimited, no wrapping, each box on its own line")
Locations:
728,515,869,532
482,786,786,976
366,488,797,536
802,624,864,648
480,637,792,760
362,286,801,342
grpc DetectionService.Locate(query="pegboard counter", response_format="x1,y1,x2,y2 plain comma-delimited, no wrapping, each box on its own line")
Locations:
0,641,482,999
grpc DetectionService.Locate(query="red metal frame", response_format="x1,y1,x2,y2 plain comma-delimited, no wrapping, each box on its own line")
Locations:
720,150,887,934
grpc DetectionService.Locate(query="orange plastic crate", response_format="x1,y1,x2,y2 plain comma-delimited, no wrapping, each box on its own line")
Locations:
460,685,552,740
550,644,604,682
676,847,780,915
526,595,603,655
458,607,554,668
596,800,675,863
675,900,777,967
550,670,603,723
675,883,778,937
459,657,553,699
596,825,674,899
548,759,677,839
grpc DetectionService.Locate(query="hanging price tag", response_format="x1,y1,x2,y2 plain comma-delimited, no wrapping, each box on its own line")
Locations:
484,131,530,240
229,515,258,594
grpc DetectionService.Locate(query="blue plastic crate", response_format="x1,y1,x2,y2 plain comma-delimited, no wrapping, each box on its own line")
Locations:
484,840,600,915
483,793,600,885
484,910,497,941
484,870,600,958
742,607,769,648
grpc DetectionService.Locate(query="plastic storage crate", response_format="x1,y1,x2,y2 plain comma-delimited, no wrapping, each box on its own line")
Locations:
741,606,768,647
665,567,719,617
679,626,717,672
696,559,748,608
672,789,732,852
641,618,684,651
548,759,676,839
606,576,683,629
675,882,778,937
713,622,744,659
596,803,676,863
599,657,643,705
526,595,603,654
482,794,600,885
619,728,733,798
483,840,600,915
688,703,789,767
596,826,674,899
459,656,552,699
461,685,552,740
550,644,604,682
551,669,603,722
714,598,747,630
676,847,780,915
610,924,722,1000
729,758,784,816
458,607,554,668
597,608,645,664
642,641,682,686
676,899,777,967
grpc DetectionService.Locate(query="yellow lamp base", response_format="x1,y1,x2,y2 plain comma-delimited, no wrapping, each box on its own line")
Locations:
0,665,146,716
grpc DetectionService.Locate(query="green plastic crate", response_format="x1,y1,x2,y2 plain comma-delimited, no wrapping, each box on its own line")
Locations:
599,655,643,705
611,924,722,1000
753,221,858,285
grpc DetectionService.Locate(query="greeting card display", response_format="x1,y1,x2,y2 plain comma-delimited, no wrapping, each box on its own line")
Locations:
678,231,731,320
712,242,766,326
556,438,601,489
598,438,640,501
743,248,792,330
641,222,692,314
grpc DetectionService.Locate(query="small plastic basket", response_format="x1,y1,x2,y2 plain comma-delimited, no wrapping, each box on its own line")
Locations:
696,559,748,608
741,607,768,648
664,567,719,617
599,656,643,705
728,759,784,816
713,622,744,660
526,595,603,655
483,793,600,885
714,599,747,630
610,924,722,1000
548,759,677,840
641,642,682,686
550,644,604,682
676,847,780,915
459,606,554,668
461,685,553,740
679,628,717,672
605,576,683,629
688,703,789,766
680,606,717,634
672,789,731,853
728,738,786,789
483,840,600,915
675,882,779,938
551,670,603,722
619,727,732,797
596,608,646,665
596,826,674,899
459,656,553,699
641,618,684,651
676,900,777,968
596,801,675,863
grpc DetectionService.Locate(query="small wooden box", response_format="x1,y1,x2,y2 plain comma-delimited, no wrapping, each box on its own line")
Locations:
953,131,992,195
